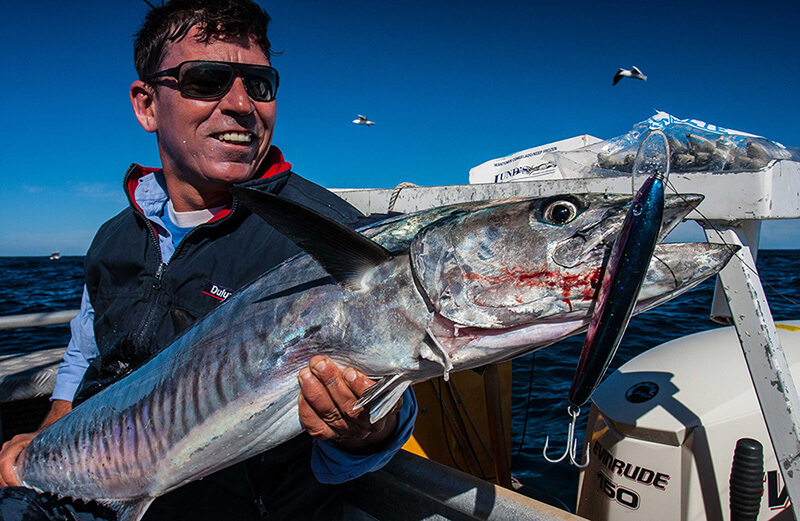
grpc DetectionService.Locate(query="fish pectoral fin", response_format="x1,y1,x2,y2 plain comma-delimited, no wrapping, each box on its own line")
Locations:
100,497,154,521
421,327,453,381
230,186,394,289
355,374,411,424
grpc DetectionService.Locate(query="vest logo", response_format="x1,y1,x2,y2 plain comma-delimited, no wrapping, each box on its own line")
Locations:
203,281,234,301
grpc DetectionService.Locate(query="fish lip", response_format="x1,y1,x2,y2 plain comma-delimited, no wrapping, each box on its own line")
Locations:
659,193,703,239
552,193,704,268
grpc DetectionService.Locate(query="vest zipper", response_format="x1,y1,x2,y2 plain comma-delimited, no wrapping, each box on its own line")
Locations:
132,203,166,348
122,165,240,348
153,262,165,289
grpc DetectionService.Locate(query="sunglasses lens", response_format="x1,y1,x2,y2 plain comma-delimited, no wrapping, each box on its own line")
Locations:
172,62,277,101
179,62,234,98
243,67,277,102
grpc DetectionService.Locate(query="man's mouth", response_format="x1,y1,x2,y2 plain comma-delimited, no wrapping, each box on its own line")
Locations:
214,132,254,144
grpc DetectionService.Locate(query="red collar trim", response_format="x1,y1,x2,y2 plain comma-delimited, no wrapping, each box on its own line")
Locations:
125,166,161,214
257,146,293,180
125,146,292,222
208,146,292,222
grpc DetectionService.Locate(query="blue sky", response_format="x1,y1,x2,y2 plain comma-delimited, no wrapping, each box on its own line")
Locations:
2,0,798,256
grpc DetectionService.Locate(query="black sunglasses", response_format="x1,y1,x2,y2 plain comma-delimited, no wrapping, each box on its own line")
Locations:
147,60,279,102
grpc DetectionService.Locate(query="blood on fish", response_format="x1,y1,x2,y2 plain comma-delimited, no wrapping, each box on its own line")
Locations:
464,266,601,303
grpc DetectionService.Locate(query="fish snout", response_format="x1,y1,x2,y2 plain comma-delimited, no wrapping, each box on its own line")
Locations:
551,193,704,268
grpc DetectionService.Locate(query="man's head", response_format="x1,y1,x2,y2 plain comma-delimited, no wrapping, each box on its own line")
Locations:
130,0,278,212
133,0,273,81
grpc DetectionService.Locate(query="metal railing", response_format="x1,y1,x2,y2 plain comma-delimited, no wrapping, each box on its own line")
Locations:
0,310,79,330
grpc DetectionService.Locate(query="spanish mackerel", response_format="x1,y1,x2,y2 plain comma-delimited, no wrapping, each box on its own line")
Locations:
18,190,735,521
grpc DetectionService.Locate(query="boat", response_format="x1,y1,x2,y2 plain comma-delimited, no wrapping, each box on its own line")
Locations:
333,113,800,520
49,252,61,260
1,114,798,520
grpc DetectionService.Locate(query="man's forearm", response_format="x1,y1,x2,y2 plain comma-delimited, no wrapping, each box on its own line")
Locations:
40,399,72,430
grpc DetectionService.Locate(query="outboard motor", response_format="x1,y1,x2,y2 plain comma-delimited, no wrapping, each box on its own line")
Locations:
576,322,800,520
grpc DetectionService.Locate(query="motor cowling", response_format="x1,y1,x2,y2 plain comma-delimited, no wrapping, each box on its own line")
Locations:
576,322,800,520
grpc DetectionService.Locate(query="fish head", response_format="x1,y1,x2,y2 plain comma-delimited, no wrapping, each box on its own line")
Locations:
409,192,734,369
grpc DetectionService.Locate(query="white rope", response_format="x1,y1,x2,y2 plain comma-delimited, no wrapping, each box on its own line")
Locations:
388,182,419,213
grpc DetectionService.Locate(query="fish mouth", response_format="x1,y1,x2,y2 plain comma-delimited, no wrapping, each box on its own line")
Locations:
430,239,736,333
435,241,738,368
410,192,719,333
552,193,704,268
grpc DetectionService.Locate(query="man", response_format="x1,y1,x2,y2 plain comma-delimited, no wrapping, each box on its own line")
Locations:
0,0,415,519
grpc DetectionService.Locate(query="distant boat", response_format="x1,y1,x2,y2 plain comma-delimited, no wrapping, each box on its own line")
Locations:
49,252,61,260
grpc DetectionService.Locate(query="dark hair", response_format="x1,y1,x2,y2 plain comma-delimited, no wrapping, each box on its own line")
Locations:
134,0,273,80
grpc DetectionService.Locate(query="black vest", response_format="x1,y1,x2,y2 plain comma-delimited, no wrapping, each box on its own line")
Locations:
74,166,368,520
75,167,364,402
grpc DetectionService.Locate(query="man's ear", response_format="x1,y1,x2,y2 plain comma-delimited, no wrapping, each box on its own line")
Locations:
130,80,158,133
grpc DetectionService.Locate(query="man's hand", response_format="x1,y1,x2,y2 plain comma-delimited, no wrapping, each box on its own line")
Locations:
0,432,36,487
0,399,72,487
298,355,400,452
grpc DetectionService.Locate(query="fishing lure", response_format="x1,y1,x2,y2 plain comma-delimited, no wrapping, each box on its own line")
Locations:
544,130,670,467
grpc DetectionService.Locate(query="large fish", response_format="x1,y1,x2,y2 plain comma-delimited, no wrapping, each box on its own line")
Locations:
16,189,734,521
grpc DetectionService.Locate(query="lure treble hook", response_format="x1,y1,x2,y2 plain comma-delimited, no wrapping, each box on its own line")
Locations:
542,404,589,468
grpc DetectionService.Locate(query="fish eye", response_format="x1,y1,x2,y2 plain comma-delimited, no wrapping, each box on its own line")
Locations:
543,199,578,225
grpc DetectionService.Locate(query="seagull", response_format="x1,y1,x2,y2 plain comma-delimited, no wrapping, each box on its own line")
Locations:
613,66,647,85
352,114,375,126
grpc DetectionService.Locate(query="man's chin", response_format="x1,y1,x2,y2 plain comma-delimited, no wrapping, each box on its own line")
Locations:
207,163,260,185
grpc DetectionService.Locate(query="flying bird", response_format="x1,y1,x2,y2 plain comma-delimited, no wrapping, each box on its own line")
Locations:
352,114,375,126
613,66,647,85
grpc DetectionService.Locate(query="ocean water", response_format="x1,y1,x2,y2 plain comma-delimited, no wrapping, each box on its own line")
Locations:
0,256,84,354
0,251,798,510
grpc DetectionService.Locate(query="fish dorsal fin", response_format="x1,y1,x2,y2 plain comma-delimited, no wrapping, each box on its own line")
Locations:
354,374,411,424
231,186,394,288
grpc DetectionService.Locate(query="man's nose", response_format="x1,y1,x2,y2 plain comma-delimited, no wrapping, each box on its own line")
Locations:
219,76,255,115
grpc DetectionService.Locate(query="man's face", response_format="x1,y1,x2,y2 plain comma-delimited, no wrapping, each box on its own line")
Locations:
139,27,277,209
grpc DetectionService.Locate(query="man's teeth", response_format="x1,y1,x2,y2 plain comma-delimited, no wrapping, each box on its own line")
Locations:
216,132,252,144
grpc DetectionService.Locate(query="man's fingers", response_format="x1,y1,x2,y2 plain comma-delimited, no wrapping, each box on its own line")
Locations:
0,437,28,488
308,356,357,407
297,393,338,440
341,367,375,400
298,364,351,435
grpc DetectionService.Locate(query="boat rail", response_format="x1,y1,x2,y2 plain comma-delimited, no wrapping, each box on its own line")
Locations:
0,311,77,407
0,310,78,331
